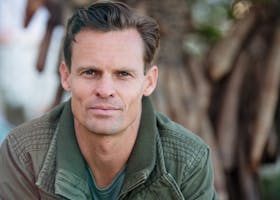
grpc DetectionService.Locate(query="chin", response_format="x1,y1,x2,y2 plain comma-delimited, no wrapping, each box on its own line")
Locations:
86,123,121,136
86,116,124,134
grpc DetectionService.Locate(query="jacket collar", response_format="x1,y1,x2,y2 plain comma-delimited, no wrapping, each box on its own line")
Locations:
55,100,90,198
56,99,86,178
120,96,158,196
37,96,158,198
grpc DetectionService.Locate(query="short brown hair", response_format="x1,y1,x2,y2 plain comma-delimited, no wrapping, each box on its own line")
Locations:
63,0,160,71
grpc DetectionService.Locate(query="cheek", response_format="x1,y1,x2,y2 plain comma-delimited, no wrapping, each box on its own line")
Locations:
123,82,143,96
124,79,146,95
124,89,143,113
70,79,92,99
130,82,146,103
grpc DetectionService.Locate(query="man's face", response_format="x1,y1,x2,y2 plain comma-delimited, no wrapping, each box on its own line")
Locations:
60,29,158,136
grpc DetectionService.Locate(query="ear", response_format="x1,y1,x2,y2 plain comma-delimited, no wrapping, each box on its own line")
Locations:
59,62,71,91
143,65,158,96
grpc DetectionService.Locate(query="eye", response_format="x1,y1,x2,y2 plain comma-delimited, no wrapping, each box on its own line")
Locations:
83,69,95,76
118,71,130,77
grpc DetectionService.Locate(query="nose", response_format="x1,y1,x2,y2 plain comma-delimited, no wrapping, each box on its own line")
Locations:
95,75,115,98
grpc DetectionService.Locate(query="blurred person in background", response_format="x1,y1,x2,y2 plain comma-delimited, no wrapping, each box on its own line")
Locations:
0,0,63,127
0,1,217,199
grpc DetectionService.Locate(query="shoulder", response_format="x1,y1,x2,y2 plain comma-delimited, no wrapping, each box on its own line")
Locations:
156,112,210,175
3,103,65,164
155,112,216,198
156,112,209,154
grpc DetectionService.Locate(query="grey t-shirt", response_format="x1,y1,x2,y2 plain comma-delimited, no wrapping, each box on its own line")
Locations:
87,166,126,200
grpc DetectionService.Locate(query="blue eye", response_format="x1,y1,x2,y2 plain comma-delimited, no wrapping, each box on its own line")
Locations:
119,71,130,77
84,69,95,75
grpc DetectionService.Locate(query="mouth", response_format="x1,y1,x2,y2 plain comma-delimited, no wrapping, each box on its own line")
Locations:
88,105,121,116
92,105,121,110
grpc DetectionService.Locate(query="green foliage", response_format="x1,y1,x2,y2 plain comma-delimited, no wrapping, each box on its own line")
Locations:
196,25,223,43
184,0,232,57
259,162,280,200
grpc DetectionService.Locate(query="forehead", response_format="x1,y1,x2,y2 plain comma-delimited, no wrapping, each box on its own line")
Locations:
71,29,145,69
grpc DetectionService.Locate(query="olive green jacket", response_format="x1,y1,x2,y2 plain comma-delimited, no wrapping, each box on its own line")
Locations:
0,97,217,199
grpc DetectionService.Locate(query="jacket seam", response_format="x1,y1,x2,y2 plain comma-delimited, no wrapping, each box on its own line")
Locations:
183,146,208,178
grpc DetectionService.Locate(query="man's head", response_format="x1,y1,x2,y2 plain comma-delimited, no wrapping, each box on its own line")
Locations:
63,0,160,71
60,1,160,136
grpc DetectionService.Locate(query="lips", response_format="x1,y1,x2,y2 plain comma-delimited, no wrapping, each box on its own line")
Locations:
91,105,120,110
88,104,121,116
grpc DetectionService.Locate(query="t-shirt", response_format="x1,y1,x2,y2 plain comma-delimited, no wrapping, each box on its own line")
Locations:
87,165,126,200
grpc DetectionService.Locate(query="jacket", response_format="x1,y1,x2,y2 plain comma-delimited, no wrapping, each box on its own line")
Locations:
0,97,217,200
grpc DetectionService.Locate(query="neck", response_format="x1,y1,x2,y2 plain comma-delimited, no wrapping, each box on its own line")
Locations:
74,119,140,188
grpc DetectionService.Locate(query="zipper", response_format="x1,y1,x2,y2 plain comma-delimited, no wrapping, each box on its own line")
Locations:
118,173,147,200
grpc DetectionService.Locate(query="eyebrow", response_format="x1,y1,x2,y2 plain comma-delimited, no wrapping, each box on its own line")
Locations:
75,65,98,73
116,66,137,72
76,65,139,74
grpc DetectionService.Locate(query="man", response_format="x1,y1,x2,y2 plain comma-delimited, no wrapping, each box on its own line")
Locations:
0,1,217,199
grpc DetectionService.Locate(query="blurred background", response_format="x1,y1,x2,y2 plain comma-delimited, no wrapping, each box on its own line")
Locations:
0,0,280,199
